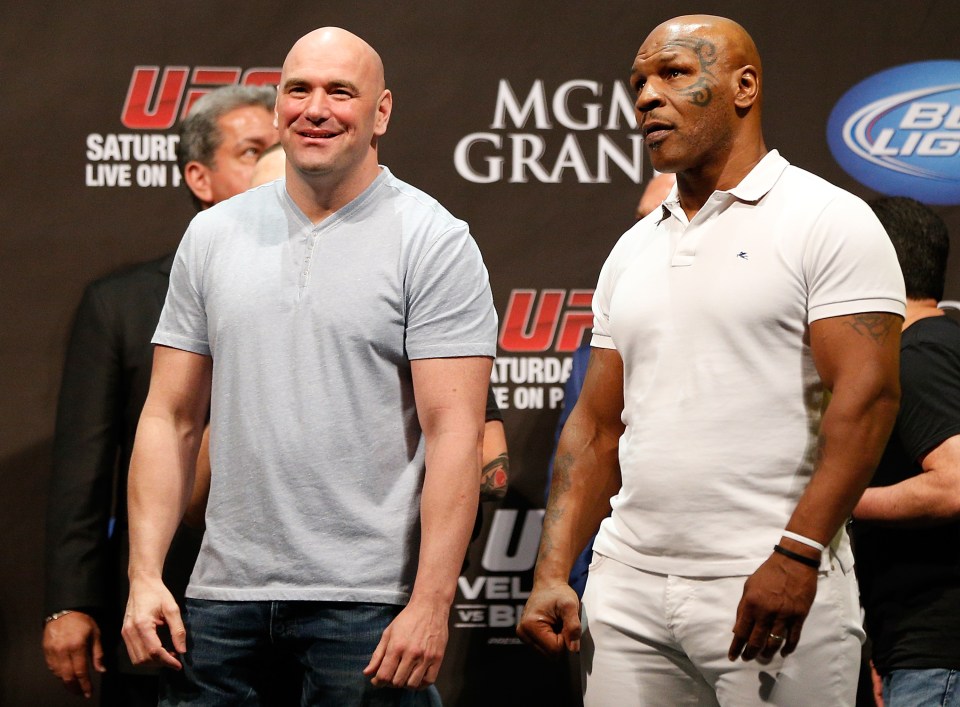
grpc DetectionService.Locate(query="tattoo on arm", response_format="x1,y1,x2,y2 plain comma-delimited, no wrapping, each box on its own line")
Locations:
844,313,897,345
540,452,574,557
813,433,826,472
480,453,509,501
549,452,574,500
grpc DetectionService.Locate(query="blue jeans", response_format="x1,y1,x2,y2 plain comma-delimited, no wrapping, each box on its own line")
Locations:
883,669,960,707
160,599,442,706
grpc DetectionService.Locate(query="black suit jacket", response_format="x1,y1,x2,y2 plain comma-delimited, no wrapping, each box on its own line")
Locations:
44,252,202,671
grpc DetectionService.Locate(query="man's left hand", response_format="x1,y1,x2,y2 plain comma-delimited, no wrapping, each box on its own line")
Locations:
363,597,449,690
727,551,818,662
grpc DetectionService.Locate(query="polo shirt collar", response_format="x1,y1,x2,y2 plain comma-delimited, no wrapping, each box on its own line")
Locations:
725,149,789,203
656,150,790,223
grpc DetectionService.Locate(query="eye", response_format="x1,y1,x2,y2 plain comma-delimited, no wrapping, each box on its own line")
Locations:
666,68,684,80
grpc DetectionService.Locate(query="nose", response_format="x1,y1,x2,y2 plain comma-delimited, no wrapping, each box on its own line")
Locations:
303,90,331,123
635,79,663,116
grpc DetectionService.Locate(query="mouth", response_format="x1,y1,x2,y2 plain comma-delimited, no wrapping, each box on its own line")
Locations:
297,128,341,141
641,120,673,144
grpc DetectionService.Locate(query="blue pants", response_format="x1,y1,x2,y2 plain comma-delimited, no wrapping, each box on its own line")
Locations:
160,599,442,706
883,669,960,707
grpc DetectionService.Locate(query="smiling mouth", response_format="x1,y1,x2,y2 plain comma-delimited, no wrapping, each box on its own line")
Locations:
298,129,340,140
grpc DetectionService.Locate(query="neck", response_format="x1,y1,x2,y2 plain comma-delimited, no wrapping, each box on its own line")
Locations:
903,298,943,331
677,135,767,220
286,158,381,224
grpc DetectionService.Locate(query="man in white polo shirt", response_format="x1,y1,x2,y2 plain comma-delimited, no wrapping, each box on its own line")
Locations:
518,14,905,706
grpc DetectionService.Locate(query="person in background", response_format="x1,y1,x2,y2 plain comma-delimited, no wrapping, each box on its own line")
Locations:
851,196,960,707
121,27,497,705
43,84,277,705
518,15,904,706
250,141,286,188
634,171,676,221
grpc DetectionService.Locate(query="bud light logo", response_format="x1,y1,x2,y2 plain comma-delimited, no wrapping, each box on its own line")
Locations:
827,61,960,205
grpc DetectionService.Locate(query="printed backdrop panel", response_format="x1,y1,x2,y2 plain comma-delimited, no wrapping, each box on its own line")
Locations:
2,1,958,705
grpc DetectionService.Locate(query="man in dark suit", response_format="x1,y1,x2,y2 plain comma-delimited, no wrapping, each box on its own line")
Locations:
42,84,277,706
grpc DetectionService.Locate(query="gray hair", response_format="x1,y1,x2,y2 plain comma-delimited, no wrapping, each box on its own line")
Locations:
176,84,276,207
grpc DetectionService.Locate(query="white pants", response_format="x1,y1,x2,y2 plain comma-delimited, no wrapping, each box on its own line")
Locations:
580,553,864,706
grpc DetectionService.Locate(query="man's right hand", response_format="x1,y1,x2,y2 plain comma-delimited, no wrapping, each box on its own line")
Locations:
121,577,186,670
516,582,582,656
43,611,105,698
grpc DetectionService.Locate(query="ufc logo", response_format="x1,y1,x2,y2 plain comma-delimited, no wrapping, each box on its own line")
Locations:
120,66,280,129
498,289,593,353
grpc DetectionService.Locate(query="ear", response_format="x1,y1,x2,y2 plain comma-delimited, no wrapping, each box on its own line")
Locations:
373,88,393,137
273,87,280,129
733,66,760,109
183,161,213,206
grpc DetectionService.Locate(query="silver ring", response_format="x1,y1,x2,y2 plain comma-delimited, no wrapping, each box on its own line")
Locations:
768,633,785,642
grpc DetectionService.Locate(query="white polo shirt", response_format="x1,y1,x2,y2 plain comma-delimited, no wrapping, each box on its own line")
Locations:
591,150,905,577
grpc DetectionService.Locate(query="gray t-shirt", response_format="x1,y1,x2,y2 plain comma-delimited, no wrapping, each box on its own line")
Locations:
155,167,497,603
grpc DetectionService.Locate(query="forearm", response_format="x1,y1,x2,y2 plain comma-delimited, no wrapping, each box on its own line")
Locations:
855,475,960,525
480,420,508,501
787,388,899,544
182,424,211,529
411,430,481,606
854,434,960,525
127,408,203,580
534,416,621,585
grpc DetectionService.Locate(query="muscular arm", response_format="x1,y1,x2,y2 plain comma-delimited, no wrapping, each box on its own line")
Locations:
181,424,211,529
729,311,901,662
121,345,211,669
789,312,901,544
517,347,625,655
853,435,960,524
364,355,490,690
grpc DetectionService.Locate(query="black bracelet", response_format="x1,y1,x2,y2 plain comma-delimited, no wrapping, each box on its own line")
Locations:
773,544,821,569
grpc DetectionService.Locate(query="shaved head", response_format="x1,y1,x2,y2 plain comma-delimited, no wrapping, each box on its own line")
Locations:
648,15,760,64
282,27,385,93
638,15,762,104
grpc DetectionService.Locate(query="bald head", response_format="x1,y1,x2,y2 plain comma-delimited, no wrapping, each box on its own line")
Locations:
638,15,762,107
282,27,385,92
647,15,760,70
250,143,286,188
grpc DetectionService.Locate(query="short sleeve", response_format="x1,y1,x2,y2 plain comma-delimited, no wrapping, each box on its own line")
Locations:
153,223,211,356
897,340,960,461
404,225,497,360
804,193,905,323
591,231,636,351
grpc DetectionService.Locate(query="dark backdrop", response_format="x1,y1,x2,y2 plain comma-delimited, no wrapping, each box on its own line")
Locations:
3,2,958,705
